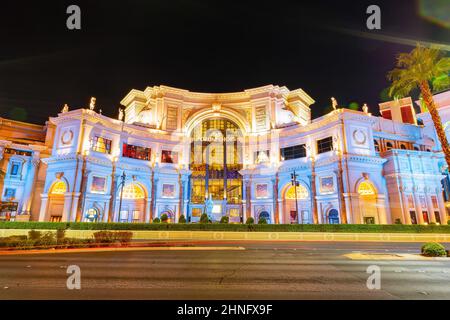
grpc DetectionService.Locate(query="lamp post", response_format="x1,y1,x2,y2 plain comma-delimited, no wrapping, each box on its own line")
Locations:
291,171,301,224
117,171,126,222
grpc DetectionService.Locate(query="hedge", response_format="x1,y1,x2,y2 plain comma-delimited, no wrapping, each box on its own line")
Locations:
1,221,450,233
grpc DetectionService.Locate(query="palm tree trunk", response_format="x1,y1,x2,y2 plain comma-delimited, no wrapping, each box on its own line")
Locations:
420,81,450,168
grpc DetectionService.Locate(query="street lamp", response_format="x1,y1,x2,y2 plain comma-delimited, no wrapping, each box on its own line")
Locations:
117,171,126,222
291,171,301,224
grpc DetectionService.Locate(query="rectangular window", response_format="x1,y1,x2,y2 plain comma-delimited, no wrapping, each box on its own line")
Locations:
422,211,429,224
166,106,178,130
91,136,112,154
3,188,16,199
119,211,128,222
132,210,140,222
434,211,441,224
122,143,151,161
317,137,333,154
280,144,306,160
364,217,375,224
409,211,417,224
161,150,178,164
400,106,414,124
381,110,392,120
10,164,19,176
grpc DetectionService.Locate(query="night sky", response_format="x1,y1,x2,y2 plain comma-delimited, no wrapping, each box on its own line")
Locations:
0,0,449,124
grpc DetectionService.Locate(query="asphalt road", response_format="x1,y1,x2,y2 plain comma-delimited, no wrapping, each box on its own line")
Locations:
0,241,449,300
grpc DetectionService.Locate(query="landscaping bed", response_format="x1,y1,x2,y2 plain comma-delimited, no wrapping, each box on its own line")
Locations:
1,221,450,233
0,230,133,251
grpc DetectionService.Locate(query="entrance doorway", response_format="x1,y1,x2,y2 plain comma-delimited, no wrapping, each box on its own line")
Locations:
189,118,243,220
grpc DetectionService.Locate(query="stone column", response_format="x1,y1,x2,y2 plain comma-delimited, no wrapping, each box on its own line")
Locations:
246,178,252,219
436,191,447,224
63,193,74,222
20,157,40,215
413,193,425,225
272,174,279,224
277,199,283,224
103,200,111,222
38,194,49,221
183,178,189,218
425,191,437,223
0,145,6,201
144,198,151,223
69,193,80,222
309,170,318,224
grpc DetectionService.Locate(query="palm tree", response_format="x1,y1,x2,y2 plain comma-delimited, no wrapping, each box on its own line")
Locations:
388,44,450,168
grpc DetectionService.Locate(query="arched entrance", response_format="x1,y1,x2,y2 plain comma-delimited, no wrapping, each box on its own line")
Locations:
84,207,100,222
189,117,244,221
47,180,67,222
328,209,339,224
357,181,378,224
282,183,311,224
258,210,270,223
116,183,146,222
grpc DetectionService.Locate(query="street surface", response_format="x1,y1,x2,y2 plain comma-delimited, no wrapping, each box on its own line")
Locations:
0,241,449,299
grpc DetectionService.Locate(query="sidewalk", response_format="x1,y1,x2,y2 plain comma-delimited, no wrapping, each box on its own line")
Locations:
2,229,450,242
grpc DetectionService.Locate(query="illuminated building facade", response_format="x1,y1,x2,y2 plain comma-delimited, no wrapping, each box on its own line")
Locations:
0,85,449,225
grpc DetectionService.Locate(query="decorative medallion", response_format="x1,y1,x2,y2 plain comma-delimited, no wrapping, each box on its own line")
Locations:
61,129,74,145
352,129,367,145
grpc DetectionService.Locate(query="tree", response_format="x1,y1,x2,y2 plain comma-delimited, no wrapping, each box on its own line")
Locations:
388,44,450,168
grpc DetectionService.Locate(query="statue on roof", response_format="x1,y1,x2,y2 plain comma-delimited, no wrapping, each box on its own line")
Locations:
61,104,69,113
331,97,338,110
89,97,96,110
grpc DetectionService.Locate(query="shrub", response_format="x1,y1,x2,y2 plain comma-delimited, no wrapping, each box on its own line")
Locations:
394,218,402,225
93,231,115,244
56,229,66,244
246,217,255,225
36,231,56,247
178,215,186,223
447,220,450,225
200,213,210,224
93,231,133,246
160,214,169,223
258,217,267,225
421,242,447,257
115,232,133,245
153,217,161,223
28,230,42,241
220,216,229,224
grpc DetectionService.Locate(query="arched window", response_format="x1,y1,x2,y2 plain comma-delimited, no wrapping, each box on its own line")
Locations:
120,183,145,199
328,209,339,224
285,184,309,200
386,142,393,151
400,144,407,150
50,181,67,195
413,146,419,151
357,181,376,196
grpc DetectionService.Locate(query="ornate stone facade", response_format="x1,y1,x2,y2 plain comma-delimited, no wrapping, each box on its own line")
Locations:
1,86,449,225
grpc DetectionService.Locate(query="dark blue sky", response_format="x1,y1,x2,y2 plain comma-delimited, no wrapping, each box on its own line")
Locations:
0,0,449,124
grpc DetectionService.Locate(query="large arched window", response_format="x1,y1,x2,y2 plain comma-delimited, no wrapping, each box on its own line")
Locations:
357,181,376,196
120,183,145,199
285,184,309,200
50,181,67,194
